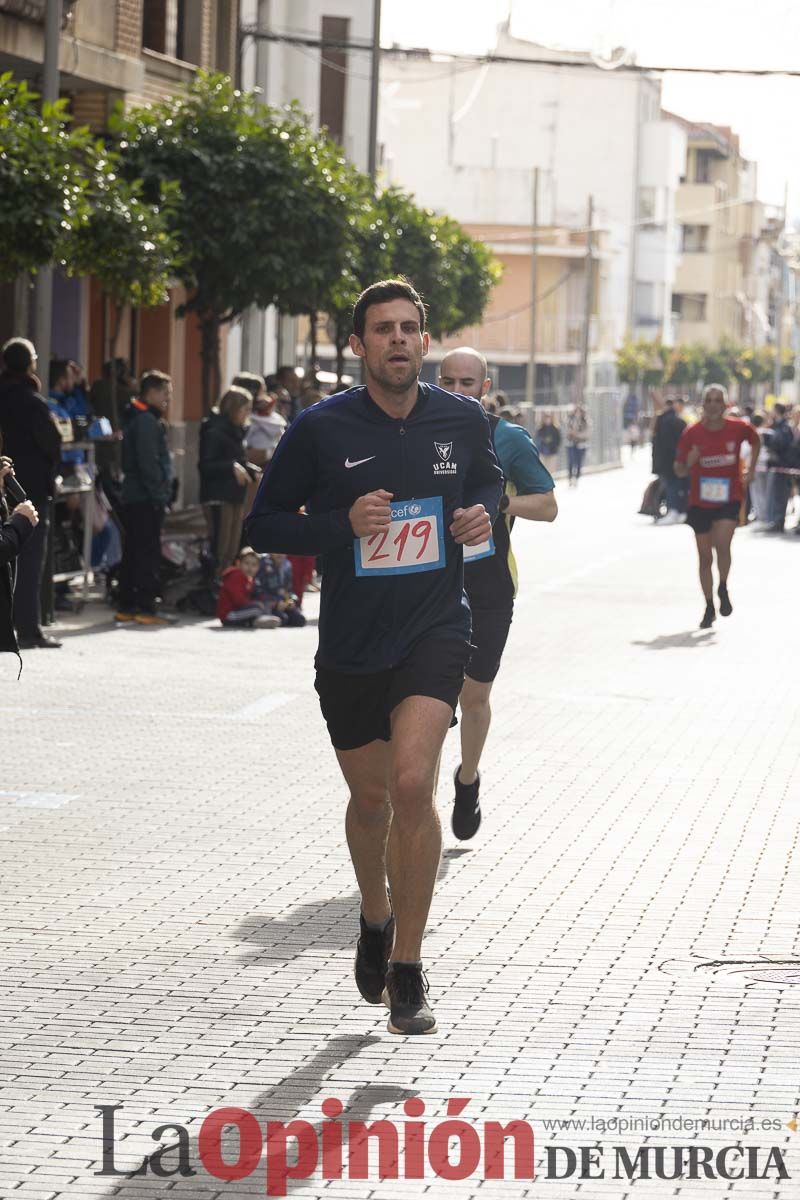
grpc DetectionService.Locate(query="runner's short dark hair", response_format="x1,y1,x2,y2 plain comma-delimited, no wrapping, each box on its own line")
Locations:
352,279,427,339
140,369,172,400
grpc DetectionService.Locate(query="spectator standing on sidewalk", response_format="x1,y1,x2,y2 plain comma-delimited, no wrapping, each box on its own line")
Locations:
199,386,262,574
0,457,40,664
534,412,562,476
276,366,303,422
0,338,62,649
235,373,286,468
764,403,794,532
115,370,175,627
652,399,688,525
566,403,589,486
748,414,770,524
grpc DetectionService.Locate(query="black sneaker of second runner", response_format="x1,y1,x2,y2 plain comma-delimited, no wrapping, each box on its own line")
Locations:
383,962,437,1035
718,583,733,617
700,600,716,629
354,913,395,1004
452,765,481,840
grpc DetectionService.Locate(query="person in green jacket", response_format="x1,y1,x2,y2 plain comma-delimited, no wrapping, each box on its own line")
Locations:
115,370,175,626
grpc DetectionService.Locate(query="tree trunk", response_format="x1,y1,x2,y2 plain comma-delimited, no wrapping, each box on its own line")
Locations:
200,313,221,414
335,333,345,388
309,309,318,372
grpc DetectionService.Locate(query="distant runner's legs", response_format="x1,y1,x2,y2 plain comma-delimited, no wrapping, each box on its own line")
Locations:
712,519,737,616
694,529,715,628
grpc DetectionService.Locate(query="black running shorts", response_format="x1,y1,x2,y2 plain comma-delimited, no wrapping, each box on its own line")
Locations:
686,502,741,533
466,605,513,684
314,635,470,751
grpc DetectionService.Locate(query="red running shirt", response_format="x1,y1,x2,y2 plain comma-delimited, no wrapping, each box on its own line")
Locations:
675,417,759,508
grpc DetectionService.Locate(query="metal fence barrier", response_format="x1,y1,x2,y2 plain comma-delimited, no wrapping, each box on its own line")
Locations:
504,389,624,476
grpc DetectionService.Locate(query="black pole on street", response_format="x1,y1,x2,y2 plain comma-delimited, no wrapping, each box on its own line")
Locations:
367,0,382,181
34,0,62,373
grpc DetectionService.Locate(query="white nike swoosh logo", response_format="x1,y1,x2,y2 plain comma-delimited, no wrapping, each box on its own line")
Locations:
345,456,376,468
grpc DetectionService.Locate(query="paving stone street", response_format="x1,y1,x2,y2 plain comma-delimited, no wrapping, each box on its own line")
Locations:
1,457,799,1198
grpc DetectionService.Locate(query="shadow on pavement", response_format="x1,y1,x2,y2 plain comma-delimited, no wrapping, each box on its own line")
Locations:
97,1035,418,1197
234,849,458,965
632,630,716,651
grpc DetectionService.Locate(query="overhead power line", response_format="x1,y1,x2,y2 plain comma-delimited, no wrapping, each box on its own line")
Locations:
238,28,800,79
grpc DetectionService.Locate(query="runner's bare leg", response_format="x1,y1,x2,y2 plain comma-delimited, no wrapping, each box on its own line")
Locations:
712,519,737,586
694,530,714,600
386,694,453,962
337,741,392,926
458,676,493,784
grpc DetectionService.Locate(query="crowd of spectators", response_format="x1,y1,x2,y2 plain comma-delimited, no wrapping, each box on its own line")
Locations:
0,338,332,644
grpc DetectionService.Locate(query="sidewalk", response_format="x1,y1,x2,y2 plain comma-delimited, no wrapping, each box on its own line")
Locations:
1,458,799,1197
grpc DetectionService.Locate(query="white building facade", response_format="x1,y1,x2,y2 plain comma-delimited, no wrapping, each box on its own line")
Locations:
380,28,687,383
229,0,375,379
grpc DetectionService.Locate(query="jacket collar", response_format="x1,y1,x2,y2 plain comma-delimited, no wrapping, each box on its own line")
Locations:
360,381,429,424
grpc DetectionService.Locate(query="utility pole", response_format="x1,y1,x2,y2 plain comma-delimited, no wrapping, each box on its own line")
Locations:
525,166,540,408
579,195,594,403
773,182,789,400
34,0,62,373
367,0,382,181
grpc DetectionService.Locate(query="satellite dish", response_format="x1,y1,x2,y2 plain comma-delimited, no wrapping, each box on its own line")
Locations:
590,43,634,71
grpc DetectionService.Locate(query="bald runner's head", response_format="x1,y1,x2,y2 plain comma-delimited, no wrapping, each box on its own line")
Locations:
439,347,491,403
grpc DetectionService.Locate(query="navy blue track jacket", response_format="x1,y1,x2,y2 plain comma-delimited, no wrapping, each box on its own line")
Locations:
245,383,503,673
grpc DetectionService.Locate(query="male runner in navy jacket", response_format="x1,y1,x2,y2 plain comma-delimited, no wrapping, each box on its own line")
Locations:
247,280,502,1034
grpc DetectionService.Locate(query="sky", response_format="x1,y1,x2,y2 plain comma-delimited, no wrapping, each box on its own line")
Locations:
382,0,800,216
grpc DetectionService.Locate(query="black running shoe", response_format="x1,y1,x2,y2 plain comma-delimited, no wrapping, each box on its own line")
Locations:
452,765,481,840
700,601,716,630
718,584,733,617
383,963,437,1035
354,914,394,1005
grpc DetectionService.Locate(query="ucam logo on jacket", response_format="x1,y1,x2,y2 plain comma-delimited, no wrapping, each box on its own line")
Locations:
246,383,503,673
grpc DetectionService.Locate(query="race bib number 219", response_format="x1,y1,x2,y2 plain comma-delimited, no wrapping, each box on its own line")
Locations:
354,497,446,576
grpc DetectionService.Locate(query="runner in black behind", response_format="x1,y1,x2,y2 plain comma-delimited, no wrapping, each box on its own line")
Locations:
247,281,502,1034
439,348,557,839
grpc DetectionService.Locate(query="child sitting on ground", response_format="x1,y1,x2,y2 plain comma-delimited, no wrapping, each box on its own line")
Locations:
255,552,307,627
216,547,279,628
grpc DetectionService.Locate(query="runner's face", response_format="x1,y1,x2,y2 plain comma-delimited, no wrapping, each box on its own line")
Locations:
351,299,429,393
439,352,489,401
703,395,726,422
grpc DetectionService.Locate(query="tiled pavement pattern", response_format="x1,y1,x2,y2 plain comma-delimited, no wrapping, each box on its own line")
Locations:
1,458,799,1198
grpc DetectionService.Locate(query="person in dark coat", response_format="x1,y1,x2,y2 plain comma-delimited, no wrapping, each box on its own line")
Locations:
534,411,562,475
652,399,688,524
0,337,62,648
199,386,261,573
0,457,40,666
115,369,174,626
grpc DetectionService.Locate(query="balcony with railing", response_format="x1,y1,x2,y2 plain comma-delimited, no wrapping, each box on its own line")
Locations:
439,311,617,360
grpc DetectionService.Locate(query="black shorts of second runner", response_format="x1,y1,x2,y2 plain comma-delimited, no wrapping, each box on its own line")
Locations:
686,502,741,534
467,605,513,684
314,635,470,751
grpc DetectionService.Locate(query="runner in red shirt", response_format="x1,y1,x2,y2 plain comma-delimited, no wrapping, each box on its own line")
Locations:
674,384,760,629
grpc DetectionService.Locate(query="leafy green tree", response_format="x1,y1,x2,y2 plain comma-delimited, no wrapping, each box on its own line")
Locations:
616,338,666,388
0,72,93,280
377,189,501,339
665,342,705,388
113,74,362,410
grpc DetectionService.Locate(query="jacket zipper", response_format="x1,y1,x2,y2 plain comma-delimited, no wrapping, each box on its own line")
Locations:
390,422,407,666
